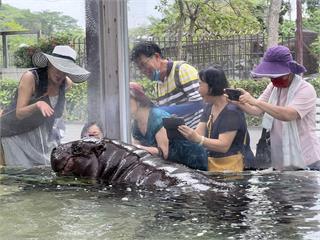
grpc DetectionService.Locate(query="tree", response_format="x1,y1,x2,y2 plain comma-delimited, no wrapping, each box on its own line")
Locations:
37,11,82,36
0,3,83,36
266,0,282,48
151,0,264,39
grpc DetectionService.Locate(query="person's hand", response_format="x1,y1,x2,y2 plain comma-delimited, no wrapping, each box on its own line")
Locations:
178,125,202,143
237,88,259,106
36,101,54,117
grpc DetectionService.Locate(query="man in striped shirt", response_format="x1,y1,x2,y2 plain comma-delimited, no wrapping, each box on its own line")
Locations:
131,41,203,129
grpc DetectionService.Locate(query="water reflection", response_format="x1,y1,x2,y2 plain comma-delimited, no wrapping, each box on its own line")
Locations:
0,167,320,240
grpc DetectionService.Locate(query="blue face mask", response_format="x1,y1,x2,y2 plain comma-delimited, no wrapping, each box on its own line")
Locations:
151,69,161,82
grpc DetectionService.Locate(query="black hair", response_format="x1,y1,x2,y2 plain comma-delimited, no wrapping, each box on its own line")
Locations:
80,121,104,138
130,41,163,62
198,66,229,96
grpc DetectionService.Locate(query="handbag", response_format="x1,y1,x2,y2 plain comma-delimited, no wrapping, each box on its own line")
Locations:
254,128,272,169
242,131,255,170
206,113,244,172
208,153,244,172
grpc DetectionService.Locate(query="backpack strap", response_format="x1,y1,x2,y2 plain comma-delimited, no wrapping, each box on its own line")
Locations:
173,61,186,91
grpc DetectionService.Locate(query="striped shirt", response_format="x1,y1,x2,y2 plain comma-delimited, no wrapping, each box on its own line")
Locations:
157,61,203,129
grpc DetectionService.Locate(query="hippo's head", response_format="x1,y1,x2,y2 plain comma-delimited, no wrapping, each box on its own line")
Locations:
51,139,106,178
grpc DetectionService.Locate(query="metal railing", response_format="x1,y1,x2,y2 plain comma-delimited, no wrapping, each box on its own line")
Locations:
1,33,297,80
130,33,296,80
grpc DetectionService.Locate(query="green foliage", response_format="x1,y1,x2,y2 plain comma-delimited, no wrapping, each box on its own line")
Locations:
0,4,82,34
135,78,158,100
149,0,264,38
0,80,18,109
310,36,320,61
36,10,82,36
303,8,320,59
65,82,88,121
13,45,35,68
0,3,84,67
13,33,76,68
279,20,295,37
309,77,320,97
230,79,269,126
229,79,269,98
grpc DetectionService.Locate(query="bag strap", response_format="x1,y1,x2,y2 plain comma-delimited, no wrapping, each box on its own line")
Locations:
243,131,247,145
173,61,186,91
206,113,213,138
261,128,267,138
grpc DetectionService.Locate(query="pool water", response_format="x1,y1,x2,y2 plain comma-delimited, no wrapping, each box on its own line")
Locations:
0,167,320,240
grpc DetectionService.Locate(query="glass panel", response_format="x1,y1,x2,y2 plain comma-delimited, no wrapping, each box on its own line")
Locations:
0,0,87,166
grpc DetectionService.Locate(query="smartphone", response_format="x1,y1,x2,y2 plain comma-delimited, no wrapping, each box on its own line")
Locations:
162,117,186,140
224,88,242,101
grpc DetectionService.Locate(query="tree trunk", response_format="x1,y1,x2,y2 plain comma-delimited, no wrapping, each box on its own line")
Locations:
176,0,185,60
295,0,303,65
266,0,282,48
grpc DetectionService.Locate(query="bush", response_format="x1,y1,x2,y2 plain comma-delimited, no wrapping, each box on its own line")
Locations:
0,79,19,109
65,82,88,121
13,34,73,68
229,79,269,126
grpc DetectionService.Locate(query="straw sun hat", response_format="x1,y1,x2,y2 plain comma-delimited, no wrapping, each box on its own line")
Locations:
32,45,90,83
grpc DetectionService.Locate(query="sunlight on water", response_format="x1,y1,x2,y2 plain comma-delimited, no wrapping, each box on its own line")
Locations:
0,168,320,240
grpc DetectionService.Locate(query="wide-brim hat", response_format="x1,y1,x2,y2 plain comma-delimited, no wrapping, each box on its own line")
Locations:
32,45,90,83
251,45,306,78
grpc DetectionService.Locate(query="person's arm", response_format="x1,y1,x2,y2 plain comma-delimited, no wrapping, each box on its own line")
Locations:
178,124,237,153
201,131,237,153
195,122,206,136
238,88,299,121
249,99,299,121
65,76,74,91
15,71,54,120
154,127,169,159
133,127,169,159
228,88,264,116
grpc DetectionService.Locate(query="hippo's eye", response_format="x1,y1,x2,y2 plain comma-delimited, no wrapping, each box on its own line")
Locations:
71,145,83,155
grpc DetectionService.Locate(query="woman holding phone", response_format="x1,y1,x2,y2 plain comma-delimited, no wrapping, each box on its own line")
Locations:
178,66,253,172
130,82,207,170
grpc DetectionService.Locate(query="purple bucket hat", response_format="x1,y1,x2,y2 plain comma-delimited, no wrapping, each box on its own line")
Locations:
251,45,306,78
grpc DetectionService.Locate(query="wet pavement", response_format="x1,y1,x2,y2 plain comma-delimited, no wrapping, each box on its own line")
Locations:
63,122,262,153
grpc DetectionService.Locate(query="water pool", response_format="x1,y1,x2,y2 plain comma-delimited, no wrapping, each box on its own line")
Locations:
0,167,320,240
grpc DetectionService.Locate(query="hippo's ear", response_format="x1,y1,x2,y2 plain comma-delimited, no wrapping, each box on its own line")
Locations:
92,143,106,158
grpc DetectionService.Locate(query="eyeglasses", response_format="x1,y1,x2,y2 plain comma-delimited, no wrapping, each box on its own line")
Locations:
135,57,153,70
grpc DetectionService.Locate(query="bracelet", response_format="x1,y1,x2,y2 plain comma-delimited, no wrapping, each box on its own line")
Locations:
198,136,205,146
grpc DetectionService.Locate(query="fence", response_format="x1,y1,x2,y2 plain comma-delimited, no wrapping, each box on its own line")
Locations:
0,33,299,80
0,37,87,69
70,37,87,68
130,33,296,80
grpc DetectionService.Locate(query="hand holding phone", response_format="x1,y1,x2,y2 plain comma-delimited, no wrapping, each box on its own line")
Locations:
224,88,242,101
163,117,186,140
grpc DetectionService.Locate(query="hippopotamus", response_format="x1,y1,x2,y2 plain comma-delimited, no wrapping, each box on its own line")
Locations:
51,138,230,192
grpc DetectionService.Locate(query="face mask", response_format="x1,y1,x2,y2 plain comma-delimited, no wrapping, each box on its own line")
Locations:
271,76,290,88
151,69,161,82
